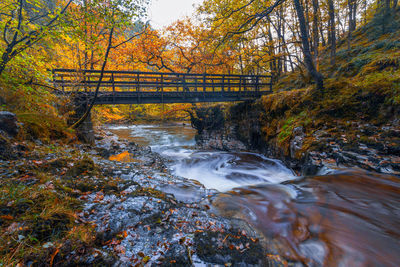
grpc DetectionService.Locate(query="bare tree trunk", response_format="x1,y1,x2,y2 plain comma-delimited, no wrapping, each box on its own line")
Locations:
238,42,244,75
277,8,283,77
267,25,277,81
328,0,336,66
348,0,357,31
305,0,311,40
364,0,367,24
386,0,391,12
312,0,320,64
319,24,326,47
84,0,88,70
347,0,357,50
282,19,288,73
71,27,114,129
293,0,324,90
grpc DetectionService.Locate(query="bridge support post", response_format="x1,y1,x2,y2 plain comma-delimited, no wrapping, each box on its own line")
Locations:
70,95,95,144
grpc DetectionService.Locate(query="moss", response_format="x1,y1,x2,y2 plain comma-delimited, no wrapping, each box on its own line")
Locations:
66,156,97,177
278,117,295,144
0,148,114,265
26,213,72,243
17,113,73,142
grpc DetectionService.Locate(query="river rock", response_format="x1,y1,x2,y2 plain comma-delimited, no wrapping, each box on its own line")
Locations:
0,111,19,137
290,126,305,159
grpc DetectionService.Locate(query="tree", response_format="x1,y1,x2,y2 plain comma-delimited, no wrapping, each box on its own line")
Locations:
312,0,320,63
199,0,324,89
327,0,336,65
293,0,324,89
0,0,73,75
70,0,149,128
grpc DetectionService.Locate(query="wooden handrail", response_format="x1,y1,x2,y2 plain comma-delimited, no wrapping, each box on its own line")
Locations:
53,68,271,78
52,69,273,98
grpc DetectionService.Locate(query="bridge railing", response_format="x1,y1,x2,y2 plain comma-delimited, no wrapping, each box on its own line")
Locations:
52,69,272,94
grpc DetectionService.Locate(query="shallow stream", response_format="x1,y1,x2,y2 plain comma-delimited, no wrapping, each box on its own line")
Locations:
108,123,400,267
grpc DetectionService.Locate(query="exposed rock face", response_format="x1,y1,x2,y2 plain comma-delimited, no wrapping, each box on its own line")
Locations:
0,111,19,137
195,127,247,151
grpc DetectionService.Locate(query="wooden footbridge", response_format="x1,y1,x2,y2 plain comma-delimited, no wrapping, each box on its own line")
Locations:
53,69,272,104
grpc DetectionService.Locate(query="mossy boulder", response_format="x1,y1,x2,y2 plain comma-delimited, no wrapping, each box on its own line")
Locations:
0,111,19,137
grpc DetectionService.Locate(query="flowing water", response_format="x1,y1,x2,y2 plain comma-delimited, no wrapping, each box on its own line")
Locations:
108,123,400,267
108,123,295,191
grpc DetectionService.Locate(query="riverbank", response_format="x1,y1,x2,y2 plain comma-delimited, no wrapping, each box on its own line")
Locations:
0,127,288,266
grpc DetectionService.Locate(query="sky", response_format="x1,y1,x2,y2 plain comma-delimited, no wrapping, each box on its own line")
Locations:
148,0,204,29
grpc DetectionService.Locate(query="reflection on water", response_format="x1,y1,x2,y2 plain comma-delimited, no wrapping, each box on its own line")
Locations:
108,123,295,191
108,123,196,149
215,171,400,266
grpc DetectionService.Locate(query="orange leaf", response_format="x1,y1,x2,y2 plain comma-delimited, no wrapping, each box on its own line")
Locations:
50,248,59,266
0,215,14,220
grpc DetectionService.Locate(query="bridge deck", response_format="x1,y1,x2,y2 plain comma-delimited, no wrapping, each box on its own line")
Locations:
53,69,272,104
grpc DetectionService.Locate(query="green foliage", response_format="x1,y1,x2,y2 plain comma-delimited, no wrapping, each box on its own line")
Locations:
278,117,295,143
277,111,310,144
337,54,373,76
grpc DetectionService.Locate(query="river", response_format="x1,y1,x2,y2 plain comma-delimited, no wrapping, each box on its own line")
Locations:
108,123,400,267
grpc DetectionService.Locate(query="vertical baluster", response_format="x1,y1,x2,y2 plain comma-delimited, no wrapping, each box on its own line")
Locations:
61,75,65,92
111,72,115,103
161,74,164,104
203,74,206,99
221,75,224,94
244,76,247,96
183,74,186,99
137,73,140,104
52,70,57,91
83,71,87,93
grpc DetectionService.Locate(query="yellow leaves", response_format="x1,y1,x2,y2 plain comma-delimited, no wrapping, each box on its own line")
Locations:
95,106,124,123
109,151,133,162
